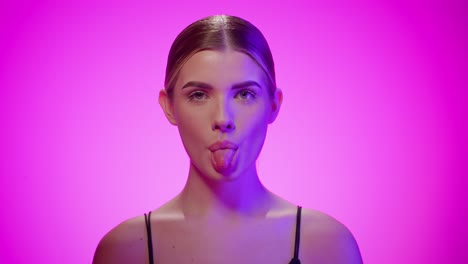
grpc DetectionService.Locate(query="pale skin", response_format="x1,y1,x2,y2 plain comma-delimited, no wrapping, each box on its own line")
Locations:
93,49,363,264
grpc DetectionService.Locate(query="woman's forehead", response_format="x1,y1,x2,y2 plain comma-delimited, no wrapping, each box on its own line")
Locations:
175,50,266,89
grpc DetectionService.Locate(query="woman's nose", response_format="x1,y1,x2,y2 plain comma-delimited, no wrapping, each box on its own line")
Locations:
212,99,235,132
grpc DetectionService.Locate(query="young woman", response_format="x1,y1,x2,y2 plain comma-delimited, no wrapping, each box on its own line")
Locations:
93,15,362,264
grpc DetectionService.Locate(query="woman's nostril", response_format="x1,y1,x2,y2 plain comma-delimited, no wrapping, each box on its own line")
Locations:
213,121,235,132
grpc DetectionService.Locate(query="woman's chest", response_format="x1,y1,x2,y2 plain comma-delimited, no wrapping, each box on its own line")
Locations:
151,218,297,264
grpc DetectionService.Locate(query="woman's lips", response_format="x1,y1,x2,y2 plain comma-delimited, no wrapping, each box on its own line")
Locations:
209,141,238,172
208,140,238,151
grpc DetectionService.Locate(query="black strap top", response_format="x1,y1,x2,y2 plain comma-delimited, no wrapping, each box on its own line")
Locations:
144,206,302,264
144,211,155,263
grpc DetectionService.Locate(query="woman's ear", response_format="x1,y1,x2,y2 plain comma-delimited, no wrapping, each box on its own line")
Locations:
159,89,177,125
268,88,283,124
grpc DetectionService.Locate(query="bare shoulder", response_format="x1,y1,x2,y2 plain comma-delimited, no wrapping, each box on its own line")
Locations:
92,214,149,264
300,208,363,264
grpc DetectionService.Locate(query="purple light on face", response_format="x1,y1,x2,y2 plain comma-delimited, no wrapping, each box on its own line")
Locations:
0,1,466,264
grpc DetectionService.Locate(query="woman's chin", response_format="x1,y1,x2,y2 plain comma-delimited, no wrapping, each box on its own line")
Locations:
208,168,241,182
195,165,242,183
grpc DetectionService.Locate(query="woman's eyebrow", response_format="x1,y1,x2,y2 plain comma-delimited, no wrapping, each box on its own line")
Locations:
181,80,262,89
182,81,213,89
232,81,262,90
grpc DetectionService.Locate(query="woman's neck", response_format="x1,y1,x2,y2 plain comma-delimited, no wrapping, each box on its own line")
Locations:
177,163,275,220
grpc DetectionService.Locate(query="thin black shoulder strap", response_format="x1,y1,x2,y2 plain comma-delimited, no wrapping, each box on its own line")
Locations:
144,211,154,264
289,206,302,264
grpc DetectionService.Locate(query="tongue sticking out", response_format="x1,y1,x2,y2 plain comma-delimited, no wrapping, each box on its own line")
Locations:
211,149,236,171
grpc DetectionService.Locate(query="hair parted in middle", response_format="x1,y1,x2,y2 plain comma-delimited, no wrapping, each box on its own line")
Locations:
164,15,277,99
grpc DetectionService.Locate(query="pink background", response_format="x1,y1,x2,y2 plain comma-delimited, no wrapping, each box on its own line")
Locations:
1,0,466,263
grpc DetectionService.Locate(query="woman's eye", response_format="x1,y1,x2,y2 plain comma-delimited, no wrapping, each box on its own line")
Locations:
188,91,207,101
237,90,256,101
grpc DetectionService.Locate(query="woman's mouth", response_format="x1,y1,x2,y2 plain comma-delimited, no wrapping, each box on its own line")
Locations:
209,141,238,172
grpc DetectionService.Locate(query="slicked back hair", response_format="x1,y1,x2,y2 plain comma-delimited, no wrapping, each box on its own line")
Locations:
164,15,276,99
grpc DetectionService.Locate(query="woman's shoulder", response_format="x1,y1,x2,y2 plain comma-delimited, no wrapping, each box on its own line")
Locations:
299,207,363,263
92,214,148,264
300,207,351,234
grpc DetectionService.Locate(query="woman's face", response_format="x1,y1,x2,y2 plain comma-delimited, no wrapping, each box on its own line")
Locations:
160,49,281,181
